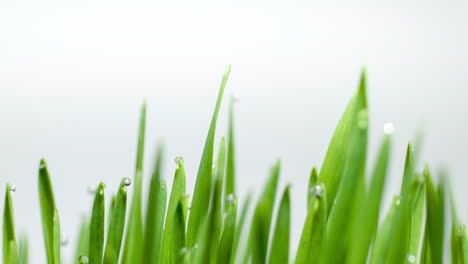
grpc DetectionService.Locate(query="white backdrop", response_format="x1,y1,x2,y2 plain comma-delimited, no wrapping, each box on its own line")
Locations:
0,2,467,262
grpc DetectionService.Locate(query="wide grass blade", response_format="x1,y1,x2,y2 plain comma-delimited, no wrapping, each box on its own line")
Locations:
187,65,231,246
103,179,128,264
122,101,146,264
143,146,167,263
18,235,28,264
3,184,16,264
38,159,58,264
250,161,281,264
160,157,187,263
317,71,367,211
295,184,327,264
89,182,105,264
268,185,290,264
74,217,90,264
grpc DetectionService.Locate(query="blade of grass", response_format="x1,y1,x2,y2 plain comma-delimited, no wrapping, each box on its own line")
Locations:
172,202,186,264
225,95,236,208
230,192,252,264
103,179,128,264
268,185,291,264
317,70,367,211
122,101,146,264
187,65,231,246
38,159,58,264
407,178,426,263
295,184,327,264
143,146,167,263
307,167,318,209
74,217,90,264
218,196,238,263
53,209,60,264
18,234,28,264
160,157,187,263
3,184,16,264
89,182,105,264
250,160,281,264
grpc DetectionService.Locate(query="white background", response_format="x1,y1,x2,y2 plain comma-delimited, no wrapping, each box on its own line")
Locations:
1,2,467,262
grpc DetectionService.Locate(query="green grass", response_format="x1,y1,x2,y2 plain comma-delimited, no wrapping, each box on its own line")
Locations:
1,66,464,263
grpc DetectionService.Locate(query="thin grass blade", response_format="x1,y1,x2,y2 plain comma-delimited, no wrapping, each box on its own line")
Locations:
268,185,290,264
218,196,238,263
225,95,237,208
3,184,16,264
53,209,61,264
89,182,105,264
74,217,90,264
307,167,318,208
18,234,28,264
230,192,252,264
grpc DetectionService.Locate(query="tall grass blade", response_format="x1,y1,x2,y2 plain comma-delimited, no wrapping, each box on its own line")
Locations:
18,235,28,264
225,96,237,207
52,209,60,264
75,217,90,264
218,196,238,263
89,182,105,264
268,185,290,264
307,167,318,209
3,184,16,264
230,192,252,264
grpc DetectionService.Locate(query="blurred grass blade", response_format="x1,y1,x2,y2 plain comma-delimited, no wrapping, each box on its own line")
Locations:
144,146,167,263
18,235,28,264
38,159,58,264
218,196,238,263
317,71,367,210
89,183,105,264
3,184,16,264
75,217,90,264
268,185,290,264
347,133,392,263
250,161,281,264
160,157,187,263
225,95,237,207
187,66,231,246
230,192,252,264
103,180,128,264
295,184,327,264
53,209,60,264
123,101,146,264
307,167,318,208
172,202,186,264
407,178,426,263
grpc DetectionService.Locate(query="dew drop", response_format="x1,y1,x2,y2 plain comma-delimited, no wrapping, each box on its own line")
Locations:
212,164,216,169
309,184,323,198
358,110,368,130
9,184,16,192
226,193,235,204
175,156,184,165
123,177,131,186
407,254,416,263
194,244,198,249
180,247,188,255
457,225,465,237
395,198,401,206
383,122,395,135
79,256,89,264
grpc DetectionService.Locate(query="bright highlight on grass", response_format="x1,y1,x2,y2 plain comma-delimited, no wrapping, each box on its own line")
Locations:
1,66,462,264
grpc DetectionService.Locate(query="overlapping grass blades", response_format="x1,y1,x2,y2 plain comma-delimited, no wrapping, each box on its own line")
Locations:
2,66,466,264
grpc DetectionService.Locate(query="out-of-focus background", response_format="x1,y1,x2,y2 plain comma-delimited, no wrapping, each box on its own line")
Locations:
0,1,467,262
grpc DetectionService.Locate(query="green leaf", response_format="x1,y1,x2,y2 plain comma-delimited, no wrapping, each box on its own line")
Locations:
187,65,231,246
122,101,147,264
53,209,61,264
89,182,105,264
38,159,58,264
230,192,252,264
218,196,238,263
347,133,392,263
225,95,237,207
295,184,327,264
307,167,318,209
407,178,426,263
74,217,90,264
250,161,281,264
143,146,167,263
172,202,186,264
103,179,128,264
317,70,367,211
18,235,28,264
3,184,16,264
160,157,187,263
269,185,291,264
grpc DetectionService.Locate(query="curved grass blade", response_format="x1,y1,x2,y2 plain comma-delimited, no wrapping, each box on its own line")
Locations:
187,65,231,246
3,184,16,264
18,234,28,264
122,101,146,264
218,196,238,263
317,70,367,211
160,157,187,263
89,182,105,264
307,167,318,208
347,133,392,263
143,146,167,263
74,217,90,264
103,179,128,264
268,185,290,264
295,184,327,264
230,192,252,264
225,95,237,208
53,209,60,264
250,161,281,264
38,159,58,264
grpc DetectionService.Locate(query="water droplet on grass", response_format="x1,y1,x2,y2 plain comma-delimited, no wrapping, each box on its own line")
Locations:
9,184,16,192
384,122,395,134
123,177,131,186
212,164,216,169
226,193,235,204
358,110,368,130
79,256,89,264
175,156,184,165
310,185,323,198
407,254,416,263
180,247,188,255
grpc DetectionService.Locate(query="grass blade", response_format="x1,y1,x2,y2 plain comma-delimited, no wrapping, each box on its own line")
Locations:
38,159,58,264
172,202,186,264
103,179,128,264
53,209,61,264
3,184,16,264
89,182,105,264
143,146,167,263
307,167,318,209
407,178,426,263
218,196,238,263
225,95,237,207
122,101,146,264
187,65,231,246
268,185,291,264
18,235,28,264
317,71,367,211
230,192,252,264
74,217,90,264
295,184,327,264
250,160,281,264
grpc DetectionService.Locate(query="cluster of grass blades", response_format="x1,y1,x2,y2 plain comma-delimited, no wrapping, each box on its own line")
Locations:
1,65,465,263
